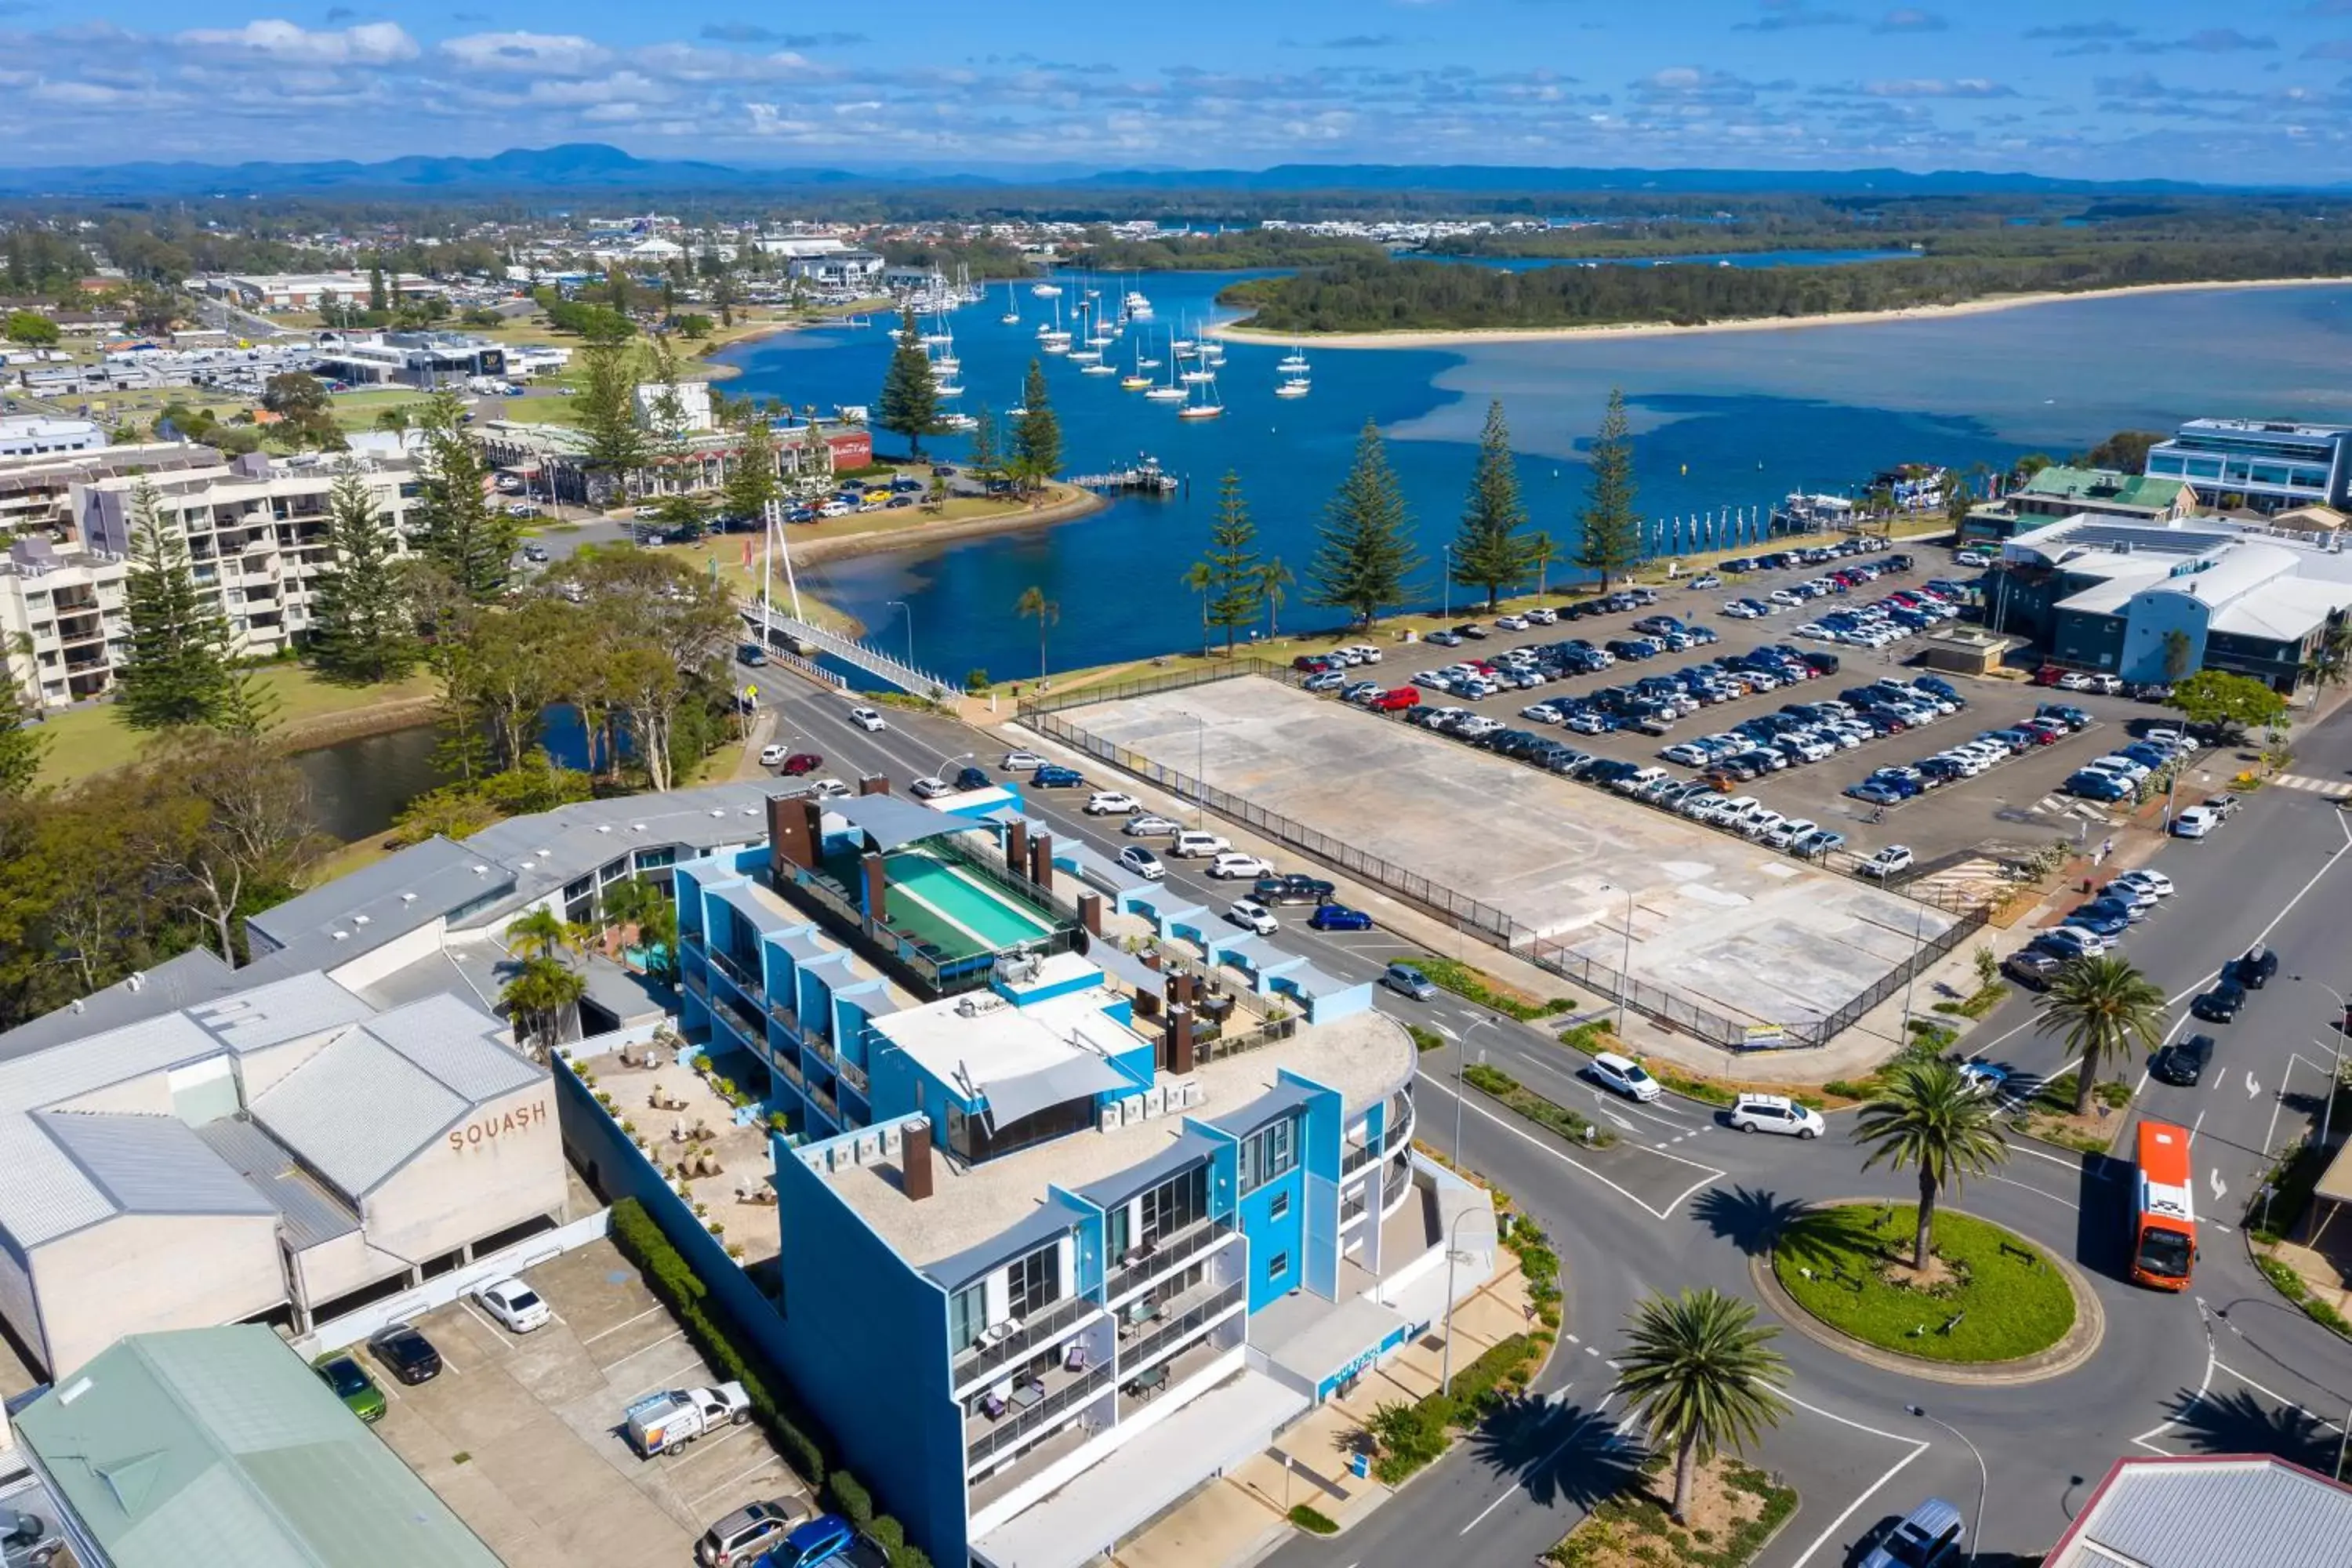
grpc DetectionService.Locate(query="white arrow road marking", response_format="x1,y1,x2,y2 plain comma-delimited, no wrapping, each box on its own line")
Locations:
2210,1168,2229,1203
2246,1070,2262,1101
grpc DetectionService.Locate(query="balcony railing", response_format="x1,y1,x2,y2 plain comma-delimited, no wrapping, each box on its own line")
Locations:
1104,1220,1233,1305
805,1032,838,1068
837,1056,869,1096
953,1293,1099,1391
682,966,711,1003
766,999,804,1038
1120,1279,1244,1376
773,1048,806,1093
709,988,765,1048
1342,1142,1377,1177
1193,1011,1299,1065
808,1081,840,1127
966,1361,1116,1468
707,945,764,1004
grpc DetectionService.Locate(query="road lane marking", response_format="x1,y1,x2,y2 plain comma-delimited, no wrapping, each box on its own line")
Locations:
1984,1171,2079,1210
1423,1076,1725,1220
2131,1347,2217,1454
1785,1438,1929,1567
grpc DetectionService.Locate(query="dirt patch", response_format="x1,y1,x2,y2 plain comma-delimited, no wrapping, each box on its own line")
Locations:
791,485,1108,566
1548,1454,1796,1568
1879,1254,1962,1293
281,693,441,751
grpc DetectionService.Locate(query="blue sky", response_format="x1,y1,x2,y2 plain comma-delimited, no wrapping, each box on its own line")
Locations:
5,1,2352,179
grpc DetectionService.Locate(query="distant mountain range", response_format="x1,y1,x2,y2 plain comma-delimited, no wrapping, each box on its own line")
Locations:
0,142,2238,199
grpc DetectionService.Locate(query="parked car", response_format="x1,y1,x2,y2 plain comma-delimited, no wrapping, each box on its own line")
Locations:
1084,790,1142,815
760,1513,857,1568
0,1504,60,1568
846,706,886,732
779,753,822,776
909,776,951,799
700,1498,815,1567
1588,1051,1663,1103
2171,806,2217,838
736,643,769,667
1225,898,1279,935
1001,750,1046,771
2150,1033,2217,1087
1728,1094,1824,1138
1125,814,1181,837
954,765,991,792
475,1276,552,1334
1170,829,1229,858
367,1323,442,1385
758,743,791,767
313,1352,387,1423
1383,962,1437,1001
1308,903,1374,931
1254,872,1337,905
1030,764,1084,788
1116,844,1164,880
1858,845,1915,879
1861,1498,1965,1568
626,1384,751,1457
1208,851,1275,880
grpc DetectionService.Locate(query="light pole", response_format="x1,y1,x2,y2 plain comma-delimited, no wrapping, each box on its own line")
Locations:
2294,976,2350,1153
1442,544,1452,624
1904,1405,1986,1568
1171,710,1207,826
1598,882,1635,1036
1453,1016,1495,1167
1438,1204,1494,1398
885,599,913,666
1900,902,1928,1037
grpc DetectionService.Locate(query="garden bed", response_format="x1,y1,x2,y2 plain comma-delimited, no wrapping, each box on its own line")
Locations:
1463,1062,1617,1149
1547,1456,1797,1568
1771,1203,2074,1363
1411,953,1574,1022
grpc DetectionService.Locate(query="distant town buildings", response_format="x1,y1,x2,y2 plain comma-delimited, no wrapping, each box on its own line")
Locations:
309,328,508,389
0,414,104,458
205,271,441,312
1962,464,2198,545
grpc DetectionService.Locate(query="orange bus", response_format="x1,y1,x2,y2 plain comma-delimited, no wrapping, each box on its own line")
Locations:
2130,1120,2198,1290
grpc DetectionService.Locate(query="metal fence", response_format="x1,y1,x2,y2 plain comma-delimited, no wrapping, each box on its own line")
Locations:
1519,936,1755,1049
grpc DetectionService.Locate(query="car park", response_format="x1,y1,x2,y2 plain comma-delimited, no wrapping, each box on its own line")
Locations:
2150,1033,2216,1087
1588,1051,1663,1103
368,1323,442,1385
1085,790,1142,815
1225,898,1279,935
1117,845,1165,880
1728,1094,1824,1138
1208,851,1274,880
1383,962,1437,1000
476,1276,551,1334
1308,903,1374,931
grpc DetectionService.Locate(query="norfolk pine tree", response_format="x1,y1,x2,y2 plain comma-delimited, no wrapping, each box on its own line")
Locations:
1185,471,1267,655
720,406,785,527
1012,360,1062,492
1450,399,1532,611
1309,420,1421,628
876,307,944,458
307,459,419,684
575,333,649,478
412,394,518,601
118,480,234,730
1576,387,1643,591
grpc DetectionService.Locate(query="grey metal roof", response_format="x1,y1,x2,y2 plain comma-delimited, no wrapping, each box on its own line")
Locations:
2053,1457,2352,1568
249,1031,468,1201
36,1112,278,1223
184,972,374,1054
244,836,502,965
825,791,985,854
1205,1081,1319,1138
359,993,542,1103
462,782,775,909
0,949,241,1058
191,1116,361,1250
1074,1128,1221,1212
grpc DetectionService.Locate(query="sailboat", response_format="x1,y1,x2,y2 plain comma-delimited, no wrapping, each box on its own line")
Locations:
1000,282,1020,326
1275,345,1311,397
1143,328,1186,403
1039,297,1071,355
1120,339,1151,390
1178,367,1224,420
1030,278,1062,298
1278,343,1309,374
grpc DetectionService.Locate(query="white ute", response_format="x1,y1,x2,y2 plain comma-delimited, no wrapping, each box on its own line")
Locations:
625,1383,751,1457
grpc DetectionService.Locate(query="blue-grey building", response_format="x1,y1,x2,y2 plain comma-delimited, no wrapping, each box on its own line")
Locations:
2143,419,2352,514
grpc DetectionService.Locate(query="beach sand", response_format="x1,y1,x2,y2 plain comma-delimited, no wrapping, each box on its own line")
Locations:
1210,275,2352,350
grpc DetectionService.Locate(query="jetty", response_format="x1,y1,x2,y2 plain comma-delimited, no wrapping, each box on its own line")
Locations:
1069,456,1179,494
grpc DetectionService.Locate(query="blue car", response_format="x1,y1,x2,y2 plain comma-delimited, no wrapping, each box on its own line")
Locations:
1308,904,1374,932
760,1515,855,1568
1030,765,1084,788
2065,905,2131,938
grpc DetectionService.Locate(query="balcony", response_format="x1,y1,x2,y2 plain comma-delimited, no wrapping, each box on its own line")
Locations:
1104,1220,1235,1307
708,987,765,1050
966,1360,1116,1471
804,1032,838,1069
772,1047,807,1094
837,1056,869,1096
954,1293,1102,1393
765,998,804,1038
807,1080,840,1127
1119,1278,1244,1378
1342,1142,1377,1177
706,944,764,1005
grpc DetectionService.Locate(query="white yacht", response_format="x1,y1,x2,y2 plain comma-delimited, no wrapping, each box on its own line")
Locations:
1124,289,1154,320
1000,283,1020,325
1031,280,1062,297
1278,345,1309,373
1178,372,1224,419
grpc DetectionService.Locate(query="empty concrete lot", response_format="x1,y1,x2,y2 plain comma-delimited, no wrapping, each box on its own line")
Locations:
369,1237,808,1568
1067,677,1955,1030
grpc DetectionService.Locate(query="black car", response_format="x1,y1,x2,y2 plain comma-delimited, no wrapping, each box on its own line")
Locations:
2150,1033,2216,1087
2234,944,2280,989
1254,873,1337,906
954,765,991,792
368,1323,443,1385
2191,978,2247,1024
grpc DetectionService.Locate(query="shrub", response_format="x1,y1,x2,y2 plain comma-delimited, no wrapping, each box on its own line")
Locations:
964,668,992,695
1410,954,1555,1021
1288,1504,1340,1535
1465,1062,1613,1147
1556,1020,1612,1056
827,1471,875,1527
1406,1025,1446,1054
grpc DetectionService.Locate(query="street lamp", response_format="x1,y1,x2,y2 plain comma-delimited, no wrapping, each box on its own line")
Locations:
1171,710,1207,826
1597,882,1635,1036
1442,544,1452,623
2293,976,2350,1153
885,599,914,666
1904,1405,1986,1568
1453,1016,1496,1167
1438,1203,1496,1399
1900,902,1929,1036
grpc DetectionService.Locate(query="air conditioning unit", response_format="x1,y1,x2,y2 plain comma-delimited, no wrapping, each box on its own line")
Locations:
1144,1085,1167,1117
855,1131,883,1166
1099,1109,1121,1134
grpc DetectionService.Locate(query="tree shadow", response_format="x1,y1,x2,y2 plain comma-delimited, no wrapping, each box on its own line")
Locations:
2166,1385,2338,1473
1691,1184,1810,1258
1464,1392,1646,1513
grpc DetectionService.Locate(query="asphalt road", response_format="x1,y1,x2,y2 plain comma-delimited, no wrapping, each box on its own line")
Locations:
739,667,2352,1568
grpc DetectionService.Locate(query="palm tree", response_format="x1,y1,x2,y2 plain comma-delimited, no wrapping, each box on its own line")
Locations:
2034,955,2167,1116
501,953,587,1058
506,906,581,963
1260,557,1294,639
1015,585,1058,682
1853,1059,2010,1270
1617,1288,1789,1524
600,875,678,980
1181,560,1214,656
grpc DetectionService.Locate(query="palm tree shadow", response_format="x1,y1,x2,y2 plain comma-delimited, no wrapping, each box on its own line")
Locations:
1691,1185,1810,1258
1465,1392,1646,1512
2165,1385,2338,1472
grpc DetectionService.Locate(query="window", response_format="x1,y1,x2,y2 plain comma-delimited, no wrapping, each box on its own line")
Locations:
1267,1252,1289,1282
948,1280,986,1352
1139,1163,1208,1245
1236,1116,1298,1196
1268,1191,1290,1221
1004,1242,1060,1320
948,1094,1097,1164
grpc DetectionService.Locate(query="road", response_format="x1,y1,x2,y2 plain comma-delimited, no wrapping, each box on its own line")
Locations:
737,663,2352,1567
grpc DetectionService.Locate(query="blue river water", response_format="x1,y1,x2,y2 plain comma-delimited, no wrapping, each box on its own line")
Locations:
714,274,2352,682
1422,248,1910,271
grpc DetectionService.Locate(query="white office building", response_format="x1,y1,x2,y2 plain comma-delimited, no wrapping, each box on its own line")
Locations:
0,416,104,459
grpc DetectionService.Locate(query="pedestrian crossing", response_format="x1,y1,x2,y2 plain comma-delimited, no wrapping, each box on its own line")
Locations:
2271,773,2352,798
1906,855,2013,904
2029,794,2116,822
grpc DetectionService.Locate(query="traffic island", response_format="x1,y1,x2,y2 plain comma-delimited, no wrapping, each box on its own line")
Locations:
1757,1201,2103,1385
1545,1456,1798,1568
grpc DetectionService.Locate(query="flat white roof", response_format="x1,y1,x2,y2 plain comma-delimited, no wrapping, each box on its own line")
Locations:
873,983,1142,1099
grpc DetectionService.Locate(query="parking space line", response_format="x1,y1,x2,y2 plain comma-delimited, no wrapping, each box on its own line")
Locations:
599,1327,687,1376
457,1298,510,1345
691,1452,791,1509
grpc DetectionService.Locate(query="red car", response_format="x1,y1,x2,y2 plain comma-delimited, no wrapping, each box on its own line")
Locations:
781,753,823,775
1371,688,1420,712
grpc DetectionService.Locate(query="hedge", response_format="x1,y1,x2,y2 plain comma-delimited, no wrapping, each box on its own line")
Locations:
1411,954,1574,1022
1463,1062,1615,1148
608,1199,932,1568
1366,1333,1542,1484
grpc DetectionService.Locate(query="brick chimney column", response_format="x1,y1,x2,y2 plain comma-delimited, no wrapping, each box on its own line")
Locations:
1007,820,1029,880
1167,1006,1196,1075
861,851,888,924
1077,891,1103,936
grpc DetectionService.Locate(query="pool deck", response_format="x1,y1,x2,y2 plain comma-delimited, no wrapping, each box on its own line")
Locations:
818,844,1062,964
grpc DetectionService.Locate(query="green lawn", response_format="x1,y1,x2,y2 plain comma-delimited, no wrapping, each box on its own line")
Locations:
1773,1203,2074,1363
35,666,440,786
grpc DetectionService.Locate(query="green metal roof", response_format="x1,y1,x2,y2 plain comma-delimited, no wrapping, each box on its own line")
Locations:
2019,466,2193,510
13,1326,502,1568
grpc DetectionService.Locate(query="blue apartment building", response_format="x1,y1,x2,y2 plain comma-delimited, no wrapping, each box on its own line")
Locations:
2143,419,2352,514
659,784,1490,1568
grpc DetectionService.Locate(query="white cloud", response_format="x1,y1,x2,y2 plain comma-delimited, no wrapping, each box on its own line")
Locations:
176,19,417,64
438,31,609,76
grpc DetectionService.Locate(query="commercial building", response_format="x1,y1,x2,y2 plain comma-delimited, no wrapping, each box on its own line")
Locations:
207,272,439,312
1961,464,2198,545
310,329,508,389
478,415,849,509
2144,418,2352,514
1990,514,2352,688
0,416,103,459
13,1325,502,1567
2045,1454,2352,1567
620,785,1483,1568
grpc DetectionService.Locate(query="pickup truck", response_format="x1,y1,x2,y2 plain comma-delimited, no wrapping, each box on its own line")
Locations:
626,1382,751,1457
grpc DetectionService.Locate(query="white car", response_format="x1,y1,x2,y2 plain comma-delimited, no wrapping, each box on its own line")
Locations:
1494,614,1528,631
1690,573,1722,590
2171,807,2217,839
1764,817,1818,851
1085,791,1142,815
1226,898,1279,935
1956,1062,2013,1099
909,776,951,799
2114,869,2175,898
476,1276,551,1334
1859,845,1915,878
1740,809,1787,841
808,778,853,799
1343,642,1384,664
758,743,789,767
1171,829,1230,858
1728,1094,1824,1139
847,706,886,732
1207,851,1274,880
1588,1051,1662,1104
1117,844,1165,880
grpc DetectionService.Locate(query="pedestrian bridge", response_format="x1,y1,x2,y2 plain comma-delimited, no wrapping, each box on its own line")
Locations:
742,604,955,699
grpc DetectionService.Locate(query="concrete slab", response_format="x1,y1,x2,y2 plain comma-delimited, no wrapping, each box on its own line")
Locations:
1065,677,1955,1031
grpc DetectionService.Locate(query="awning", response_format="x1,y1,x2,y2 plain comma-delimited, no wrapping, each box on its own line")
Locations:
982,1052,1133,1130
1258,1293,1411,1396
824,793,983,854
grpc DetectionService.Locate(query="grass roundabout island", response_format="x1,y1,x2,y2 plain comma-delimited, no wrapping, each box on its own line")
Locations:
1771,1203,2075,1364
